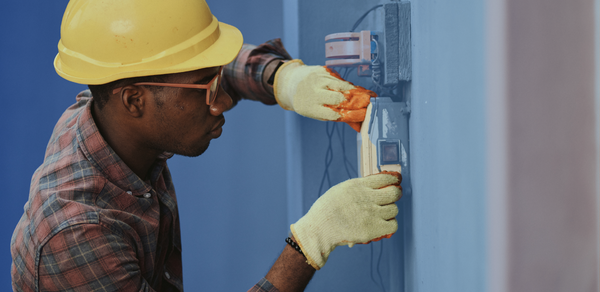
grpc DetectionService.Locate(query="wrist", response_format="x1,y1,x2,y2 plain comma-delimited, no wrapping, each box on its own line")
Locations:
291,222,325,270
273,59,305,111
262,59,285,96
265,239,316,292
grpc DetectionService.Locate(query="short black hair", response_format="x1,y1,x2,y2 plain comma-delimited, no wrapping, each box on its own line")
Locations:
88,74,168,110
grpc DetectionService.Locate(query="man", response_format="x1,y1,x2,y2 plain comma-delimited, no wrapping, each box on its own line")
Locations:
11,1,402,291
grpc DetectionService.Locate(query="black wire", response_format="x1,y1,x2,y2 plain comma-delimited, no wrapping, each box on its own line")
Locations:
370,245,378,288
342,69,351,82
336,123,357,179
318,120,359,197
318,122,336,197
342,67,351,81
350,4,384,32
377,240,386,292
369,241,387,292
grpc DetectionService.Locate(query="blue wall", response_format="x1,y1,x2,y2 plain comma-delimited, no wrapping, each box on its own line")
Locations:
1,2,87,291
171,1,288,290
409,0,487,290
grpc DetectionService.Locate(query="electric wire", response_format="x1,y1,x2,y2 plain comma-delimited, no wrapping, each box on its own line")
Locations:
377,240,386,292
336,124,357,179
370,242,378,287
318,120,359,198
317,66,357,198
342,66,351,81
317,121,337,197
371,38,382,86
350,4,384,32
369,241,387,292
371,37,398,97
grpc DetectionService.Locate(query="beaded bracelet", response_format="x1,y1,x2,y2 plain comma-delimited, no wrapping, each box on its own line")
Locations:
285,237,305,257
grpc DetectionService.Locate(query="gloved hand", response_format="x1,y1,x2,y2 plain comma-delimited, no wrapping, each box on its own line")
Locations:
273,59,376,132
291,172,402,270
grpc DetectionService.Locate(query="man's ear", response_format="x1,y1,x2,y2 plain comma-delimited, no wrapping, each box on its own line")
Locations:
118,85,148,118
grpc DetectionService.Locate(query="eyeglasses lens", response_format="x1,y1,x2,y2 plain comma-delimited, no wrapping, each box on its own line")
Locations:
208,75,220,105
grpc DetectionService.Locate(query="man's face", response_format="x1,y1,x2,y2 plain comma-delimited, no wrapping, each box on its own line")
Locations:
143,67,232,157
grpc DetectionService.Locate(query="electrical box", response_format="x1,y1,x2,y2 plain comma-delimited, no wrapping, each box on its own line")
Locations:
324,2,411,82
324,2,412,186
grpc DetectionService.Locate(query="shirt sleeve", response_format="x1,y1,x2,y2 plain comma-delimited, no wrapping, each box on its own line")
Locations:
38,223,156,292
222,38,293,106
247,278,281,292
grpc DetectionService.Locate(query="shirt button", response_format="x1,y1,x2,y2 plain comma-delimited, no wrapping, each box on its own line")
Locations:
165,271,171,279
126,191,133,195
144,193,151,198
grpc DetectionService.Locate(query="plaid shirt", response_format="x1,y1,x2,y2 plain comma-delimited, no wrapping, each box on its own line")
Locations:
223,38,292,106
11,40,291,292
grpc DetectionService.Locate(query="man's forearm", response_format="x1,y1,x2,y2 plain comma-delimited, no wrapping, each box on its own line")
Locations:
265,237,316,292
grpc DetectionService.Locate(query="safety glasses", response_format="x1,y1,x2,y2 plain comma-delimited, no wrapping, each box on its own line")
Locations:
112,67,223,105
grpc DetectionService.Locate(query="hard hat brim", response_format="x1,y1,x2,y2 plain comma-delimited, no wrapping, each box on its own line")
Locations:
54,22,243,85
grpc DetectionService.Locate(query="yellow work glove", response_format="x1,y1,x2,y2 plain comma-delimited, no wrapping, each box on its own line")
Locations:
273,59,376,132
291,172,402,270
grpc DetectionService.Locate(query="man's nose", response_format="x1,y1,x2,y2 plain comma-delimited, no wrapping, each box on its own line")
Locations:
210,86,233,116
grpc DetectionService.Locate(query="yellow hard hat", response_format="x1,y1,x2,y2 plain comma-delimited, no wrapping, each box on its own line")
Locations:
54,0,243,85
